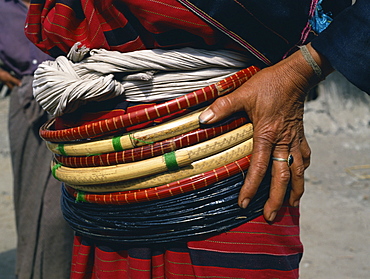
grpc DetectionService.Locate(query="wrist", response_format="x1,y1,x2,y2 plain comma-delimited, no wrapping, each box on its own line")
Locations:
304,43,334,79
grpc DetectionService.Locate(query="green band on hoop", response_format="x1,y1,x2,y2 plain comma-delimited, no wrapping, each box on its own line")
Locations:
52,163,62,181
112,136,124,151
164,151,179,171
56,144,67,156
75,190,87,203
128,134,154,145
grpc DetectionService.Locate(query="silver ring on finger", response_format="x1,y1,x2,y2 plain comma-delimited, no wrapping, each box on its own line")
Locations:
272,154,294,167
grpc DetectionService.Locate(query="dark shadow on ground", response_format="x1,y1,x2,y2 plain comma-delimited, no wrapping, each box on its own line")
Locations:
0,249,16,279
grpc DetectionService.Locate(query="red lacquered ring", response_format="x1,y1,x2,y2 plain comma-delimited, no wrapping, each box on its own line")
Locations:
65,154,252,205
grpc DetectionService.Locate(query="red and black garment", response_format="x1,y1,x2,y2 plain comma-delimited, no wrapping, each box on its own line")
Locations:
26,0,322,64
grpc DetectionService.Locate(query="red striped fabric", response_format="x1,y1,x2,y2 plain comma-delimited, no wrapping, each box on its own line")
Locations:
26,0,243,56
70,204,302,279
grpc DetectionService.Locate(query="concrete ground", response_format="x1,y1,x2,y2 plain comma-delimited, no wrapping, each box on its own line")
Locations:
0,72,369,278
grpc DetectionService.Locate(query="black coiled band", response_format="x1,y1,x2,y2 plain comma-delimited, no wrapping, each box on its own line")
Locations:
61,171,271,245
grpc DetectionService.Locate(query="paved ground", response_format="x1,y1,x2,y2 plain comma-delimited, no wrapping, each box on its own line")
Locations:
0,72,369,278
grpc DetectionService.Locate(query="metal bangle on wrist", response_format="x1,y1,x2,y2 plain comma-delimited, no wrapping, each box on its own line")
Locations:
299,44,323,79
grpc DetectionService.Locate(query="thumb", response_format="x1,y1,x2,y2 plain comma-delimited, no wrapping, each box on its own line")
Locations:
199,94,243,124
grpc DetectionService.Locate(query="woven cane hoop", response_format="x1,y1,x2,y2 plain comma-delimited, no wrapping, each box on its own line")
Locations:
66,137,253,192
55,114,248,167
39,66,259,142
47,108,204,156
64,155,252,205
52,124,253,185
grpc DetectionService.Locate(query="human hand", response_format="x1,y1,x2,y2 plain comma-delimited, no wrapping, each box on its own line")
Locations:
0,69,21,89
199,44,332,221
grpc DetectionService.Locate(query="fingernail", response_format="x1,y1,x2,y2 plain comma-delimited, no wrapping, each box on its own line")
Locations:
268,211,277,222
199,109,214,124
240,198,250,209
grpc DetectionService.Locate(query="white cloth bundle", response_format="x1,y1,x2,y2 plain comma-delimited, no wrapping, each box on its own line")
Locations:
33,44,253,116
